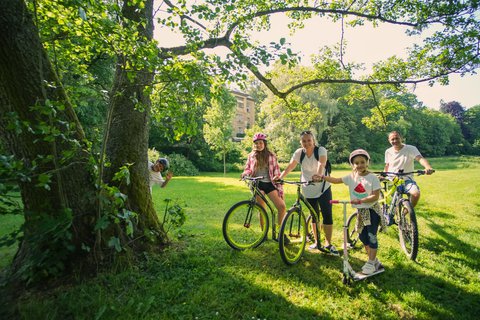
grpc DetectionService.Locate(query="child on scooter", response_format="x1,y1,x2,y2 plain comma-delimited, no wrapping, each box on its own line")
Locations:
314,149,385,275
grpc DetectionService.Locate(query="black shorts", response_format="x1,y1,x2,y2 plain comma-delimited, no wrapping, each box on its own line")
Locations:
258,181,277,195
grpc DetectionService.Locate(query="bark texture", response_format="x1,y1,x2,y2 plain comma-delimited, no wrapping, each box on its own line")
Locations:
103,0,166,250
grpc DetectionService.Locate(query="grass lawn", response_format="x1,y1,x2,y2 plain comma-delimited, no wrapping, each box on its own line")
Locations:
1,156,480,319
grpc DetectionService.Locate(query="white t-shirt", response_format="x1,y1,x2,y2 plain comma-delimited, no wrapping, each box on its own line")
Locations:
385,144,422,179
291,147,331,199
148,161,165,190
342,172,381,209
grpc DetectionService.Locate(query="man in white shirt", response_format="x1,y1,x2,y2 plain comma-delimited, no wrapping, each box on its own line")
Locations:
148,158,173,192
384,131,434,207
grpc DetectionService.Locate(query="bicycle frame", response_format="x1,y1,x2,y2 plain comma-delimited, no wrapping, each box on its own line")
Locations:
378,176,408,218
377,170,427,217
246,177,278,240
281,180,322,246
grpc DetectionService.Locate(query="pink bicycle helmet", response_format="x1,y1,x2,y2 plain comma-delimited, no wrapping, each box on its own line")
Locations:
349,149,370,164
253,132,267,142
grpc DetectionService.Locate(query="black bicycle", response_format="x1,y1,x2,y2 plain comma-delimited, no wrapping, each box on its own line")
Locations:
277,180,325,265
222,176,278,250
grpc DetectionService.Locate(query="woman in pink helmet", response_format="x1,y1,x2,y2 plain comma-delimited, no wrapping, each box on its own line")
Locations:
314,149,386,275
241,133,286,231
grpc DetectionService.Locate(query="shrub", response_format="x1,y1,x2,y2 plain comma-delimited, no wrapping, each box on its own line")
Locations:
167,153,199,176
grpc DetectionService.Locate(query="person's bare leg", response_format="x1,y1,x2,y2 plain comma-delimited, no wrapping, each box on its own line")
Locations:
410,191,420,208
267,191,286,225
323,224,333,246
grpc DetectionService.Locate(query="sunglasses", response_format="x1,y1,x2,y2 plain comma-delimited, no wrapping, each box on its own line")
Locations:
300,130,312,136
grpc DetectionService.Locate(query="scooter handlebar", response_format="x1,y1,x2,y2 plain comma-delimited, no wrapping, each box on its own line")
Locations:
330,200,353,204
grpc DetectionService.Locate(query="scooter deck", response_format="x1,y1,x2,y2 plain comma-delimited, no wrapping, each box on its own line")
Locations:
354,267,385,281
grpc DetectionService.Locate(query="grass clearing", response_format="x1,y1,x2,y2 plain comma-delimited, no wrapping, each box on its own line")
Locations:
1,157,480,319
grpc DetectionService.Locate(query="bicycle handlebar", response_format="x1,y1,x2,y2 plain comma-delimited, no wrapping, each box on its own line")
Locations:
374,170,435,177
330,200,354,204
276,179,314,186
241,176,265,181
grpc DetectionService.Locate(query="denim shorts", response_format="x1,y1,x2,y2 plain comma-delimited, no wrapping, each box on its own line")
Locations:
403,180,420,195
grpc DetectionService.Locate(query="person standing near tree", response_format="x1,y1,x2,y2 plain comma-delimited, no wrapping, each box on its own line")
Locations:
384,131,434,208
149,158,173,192
241,133,286,233
274,130,338,255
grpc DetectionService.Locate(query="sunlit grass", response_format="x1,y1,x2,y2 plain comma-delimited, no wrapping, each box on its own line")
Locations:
1,156,479,319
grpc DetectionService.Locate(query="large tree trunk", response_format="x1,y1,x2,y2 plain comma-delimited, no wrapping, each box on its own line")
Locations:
103,0,166,250
0,0,166,290
0,0,97,277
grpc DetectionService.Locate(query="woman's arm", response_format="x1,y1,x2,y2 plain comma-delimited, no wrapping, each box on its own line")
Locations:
316,154,327,175
275,159,298,180
241,154,254,177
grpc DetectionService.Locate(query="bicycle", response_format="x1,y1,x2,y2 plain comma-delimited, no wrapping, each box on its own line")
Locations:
277,179,325,265
346,170,433,261
222,176,278,250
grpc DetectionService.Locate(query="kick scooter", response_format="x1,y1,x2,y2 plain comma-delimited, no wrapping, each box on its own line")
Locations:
330,200,384,285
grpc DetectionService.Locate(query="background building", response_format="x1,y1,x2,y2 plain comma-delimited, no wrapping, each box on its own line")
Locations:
230,90,255,142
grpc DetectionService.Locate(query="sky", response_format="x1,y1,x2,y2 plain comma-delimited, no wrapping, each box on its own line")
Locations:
154,12,480,110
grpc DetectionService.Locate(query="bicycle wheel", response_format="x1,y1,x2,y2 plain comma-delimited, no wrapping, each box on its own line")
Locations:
397,199,419,260
279,207,307,265
346,212,360,249
223,200,269,251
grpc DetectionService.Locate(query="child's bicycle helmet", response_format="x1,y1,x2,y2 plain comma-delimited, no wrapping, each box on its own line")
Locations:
157,158,170,170
253,132,267,142
349,149,370,164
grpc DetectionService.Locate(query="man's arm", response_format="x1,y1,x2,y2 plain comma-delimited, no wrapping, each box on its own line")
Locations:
416,155,434,174
161,172,173,188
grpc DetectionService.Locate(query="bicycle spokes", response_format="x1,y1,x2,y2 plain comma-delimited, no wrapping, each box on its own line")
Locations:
279,208,307,265
223,201,269,251
397,201,419,260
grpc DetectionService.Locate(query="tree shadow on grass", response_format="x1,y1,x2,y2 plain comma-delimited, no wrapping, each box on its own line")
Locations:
369,261,480,320
420,208,480,271
155,177,480,319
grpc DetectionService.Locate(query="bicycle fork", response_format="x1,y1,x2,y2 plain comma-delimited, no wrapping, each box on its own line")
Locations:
243,202,255,228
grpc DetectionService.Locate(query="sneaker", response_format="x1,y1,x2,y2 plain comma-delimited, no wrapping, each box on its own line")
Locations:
323,244,340,256
374,259,384,271
361,261,376,275
308,243,318,250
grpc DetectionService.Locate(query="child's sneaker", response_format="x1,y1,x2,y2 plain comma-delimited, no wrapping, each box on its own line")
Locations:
361,261,376,275
374,259,384,271
308,243,318,250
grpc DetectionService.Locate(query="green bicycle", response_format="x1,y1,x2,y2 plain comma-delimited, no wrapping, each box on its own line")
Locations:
346,170,433,261
222,176,278,250
277,180,326,265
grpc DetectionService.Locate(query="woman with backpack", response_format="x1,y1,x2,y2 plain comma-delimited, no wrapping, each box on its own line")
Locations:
274,131,338,255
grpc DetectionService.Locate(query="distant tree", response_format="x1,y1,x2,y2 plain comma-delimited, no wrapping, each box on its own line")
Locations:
440,101,466,123
203,87,237,175
463,105,480,154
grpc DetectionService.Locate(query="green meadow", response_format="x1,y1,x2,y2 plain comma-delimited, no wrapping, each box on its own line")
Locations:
1,156,479,319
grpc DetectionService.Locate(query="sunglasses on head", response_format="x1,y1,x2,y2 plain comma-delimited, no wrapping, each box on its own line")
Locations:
300,130,312,136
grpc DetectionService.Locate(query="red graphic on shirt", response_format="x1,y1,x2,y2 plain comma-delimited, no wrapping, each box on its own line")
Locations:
354,183,366,193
